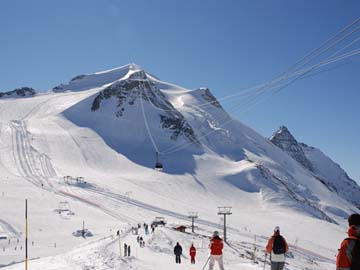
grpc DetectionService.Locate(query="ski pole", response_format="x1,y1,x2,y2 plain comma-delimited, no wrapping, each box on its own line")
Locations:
202,255,211,270
263,253,267,270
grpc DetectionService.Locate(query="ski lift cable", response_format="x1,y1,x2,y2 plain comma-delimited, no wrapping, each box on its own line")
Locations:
144,75,265,121
139,87,161,154
160,49,360,155
189,47,360,137
142,79,180,113
220,48,360,118
158,20,360,154
144,46,360,157
142,19,360,115
261,49,360,106
328,35,360,58
222,48,360,122
188,18,360,109
139,20,360,155
281,26,360,76
278,17,360,76
225,47,360,114
202,27,360,108
143,67,265,115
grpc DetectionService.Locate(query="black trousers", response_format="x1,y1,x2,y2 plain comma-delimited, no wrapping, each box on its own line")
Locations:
175,255,181,264
271,262,285,270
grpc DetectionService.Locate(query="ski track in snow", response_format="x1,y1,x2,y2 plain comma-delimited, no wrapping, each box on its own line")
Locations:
0,219,19,238
9,120,56,189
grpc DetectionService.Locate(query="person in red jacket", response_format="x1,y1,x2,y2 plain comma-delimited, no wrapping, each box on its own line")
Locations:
208,231,224,270
189,243,196,264
336,213,360,270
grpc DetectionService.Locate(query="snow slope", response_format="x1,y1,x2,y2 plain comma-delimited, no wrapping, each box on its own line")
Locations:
0,64,356,269
271,126,360,209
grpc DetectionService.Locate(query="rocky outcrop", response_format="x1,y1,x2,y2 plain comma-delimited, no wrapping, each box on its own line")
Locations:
91,70,200,144
0,87,36,98
270,126,314,171
271,126,360,209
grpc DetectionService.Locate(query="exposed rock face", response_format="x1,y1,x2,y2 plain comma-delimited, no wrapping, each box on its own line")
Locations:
271,126,360,209
0,87,36,98
91,70,199,144
270,126,314,171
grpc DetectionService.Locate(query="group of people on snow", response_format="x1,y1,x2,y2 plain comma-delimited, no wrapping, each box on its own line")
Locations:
264,213,360,270
136,235,145,247
123,243,131,256
123,213,360,270
173,242,198,265
173,230,225,270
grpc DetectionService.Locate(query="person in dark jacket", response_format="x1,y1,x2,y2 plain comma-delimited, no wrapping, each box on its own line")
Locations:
127,245,131,256
336,213,360,270
266,226,288,270
174,242,183,264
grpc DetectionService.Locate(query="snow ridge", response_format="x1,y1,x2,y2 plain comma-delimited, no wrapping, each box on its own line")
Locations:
271,126,360,209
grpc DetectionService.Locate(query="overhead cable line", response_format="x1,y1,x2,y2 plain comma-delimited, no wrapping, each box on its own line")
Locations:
160,48,360,155
139,85,161,154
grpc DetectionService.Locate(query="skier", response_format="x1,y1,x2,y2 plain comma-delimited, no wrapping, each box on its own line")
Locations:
208,231,224,270
136,235,140,243
189,243,196,264
336,213,360,270
127,245,131,256
266,226,288,270
124,243,128,256
174,242,183,264
139,236,143,247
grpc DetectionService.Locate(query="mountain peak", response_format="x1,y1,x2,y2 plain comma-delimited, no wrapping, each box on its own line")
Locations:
271,125,295,141
271,126,360,208
52,63,145,93
270,126,314,171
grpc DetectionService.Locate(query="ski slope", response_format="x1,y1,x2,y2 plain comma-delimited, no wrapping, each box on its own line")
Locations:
0,64,355,269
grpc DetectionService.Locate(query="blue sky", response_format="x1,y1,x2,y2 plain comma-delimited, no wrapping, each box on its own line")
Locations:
1,0,359,181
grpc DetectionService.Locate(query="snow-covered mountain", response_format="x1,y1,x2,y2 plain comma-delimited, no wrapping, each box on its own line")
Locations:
0,87,36,98
0,64,356,269
271,126,360,209
59,64,357,221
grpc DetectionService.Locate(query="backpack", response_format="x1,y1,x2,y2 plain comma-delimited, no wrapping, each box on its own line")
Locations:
347,238,360,270
273,236,286,254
